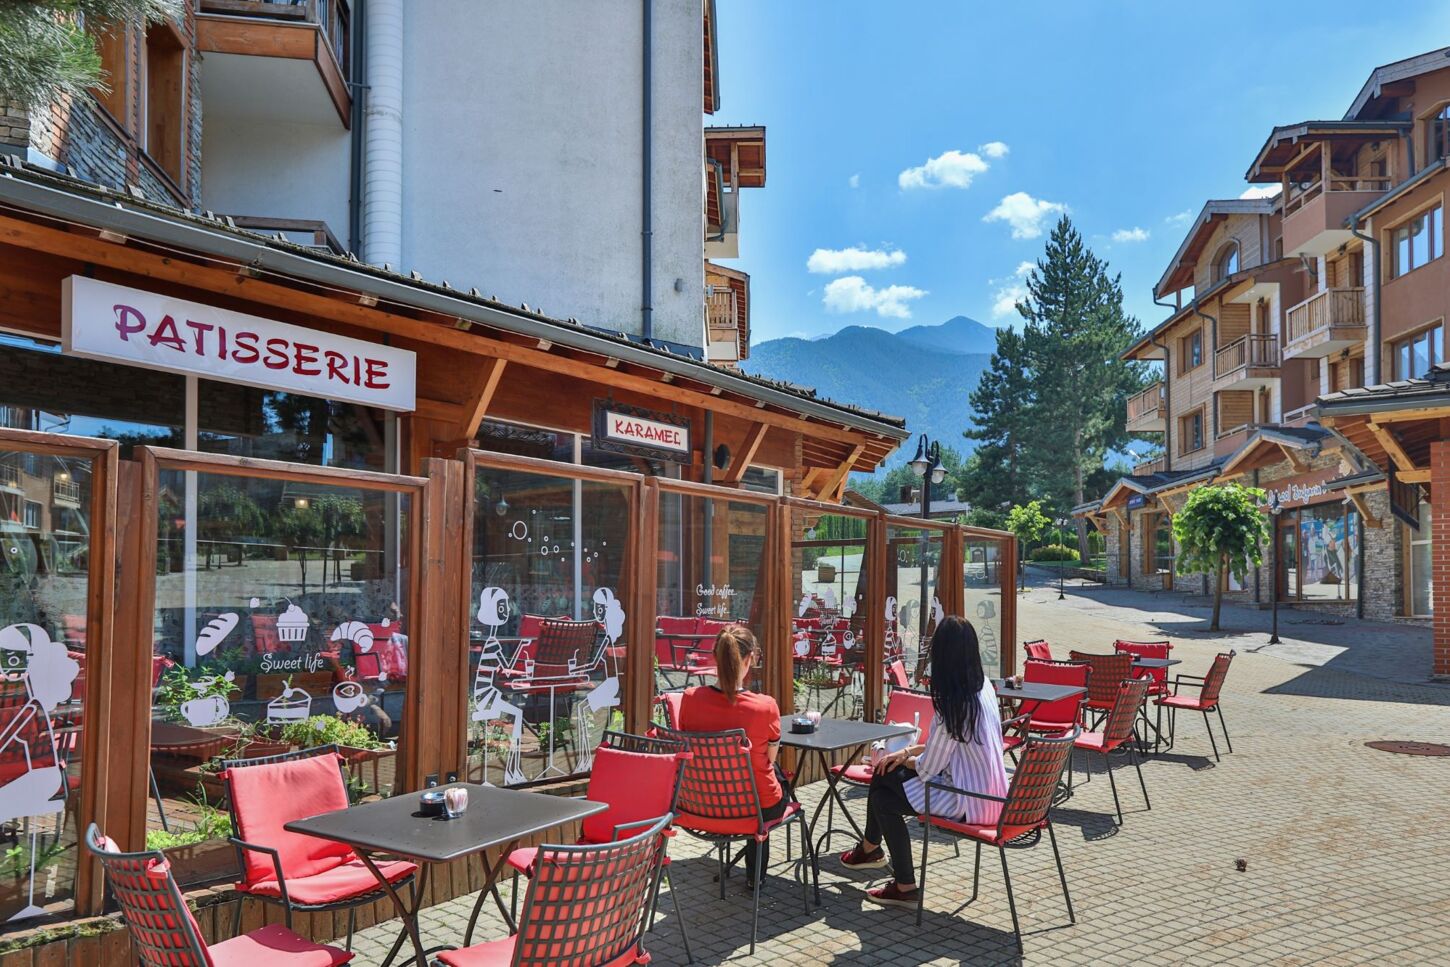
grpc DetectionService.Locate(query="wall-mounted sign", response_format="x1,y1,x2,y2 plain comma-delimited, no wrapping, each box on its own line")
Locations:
61,276,417,411
591,400,691,462
1259,465,1344,512
1126,494,1147,510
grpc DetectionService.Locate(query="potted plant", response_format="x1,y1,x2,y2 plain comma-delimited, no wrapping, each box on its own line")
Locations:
144,788,238,886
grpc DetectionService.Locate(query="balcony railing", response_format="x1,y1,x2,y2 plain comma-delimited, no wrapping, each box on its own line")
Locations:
0,463,18,490
199,0,350,79
1126,381,1165,426
1132,456,1164,475
707,287,737,333
53,477,82,505
1214,333,1280,380
1283,174,1392,217
1285,287,1366,346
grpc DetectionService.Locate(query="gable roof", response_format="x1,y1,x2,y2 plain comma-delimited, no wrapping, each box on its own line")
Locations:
1154,198,1279,299
1346,46,1450,120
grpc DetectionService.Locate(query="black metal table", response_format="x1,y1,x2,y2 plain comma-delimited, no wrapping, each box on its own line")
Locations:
992,680,1087,705
1130,657,1182,670
778,716,916,863
285,784,606,966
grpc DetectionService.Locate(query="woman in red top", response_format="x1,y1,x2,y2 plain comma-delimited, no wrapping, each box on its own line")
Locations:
678,624,784,885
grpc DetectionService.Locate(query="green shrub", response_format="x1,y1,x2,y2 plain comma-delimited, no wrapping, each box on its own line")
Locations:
278,714,382,750
1029,543,1080,563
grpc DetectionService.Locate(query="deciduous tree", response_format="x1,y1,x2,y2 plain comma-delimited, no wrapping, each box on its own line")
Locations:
1172,483,1269,631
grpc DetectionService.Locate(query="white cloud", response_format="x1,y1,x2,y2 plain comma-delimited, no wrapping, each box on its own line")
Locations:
1165,209,1194,225
978,141,1010,159
822,276,927,319
1112,226,1150,243
1240,184,1283,200
848,173,860,189
898,149,991,190
806,245,907,274
983,191,1067,239
989,261,1034,319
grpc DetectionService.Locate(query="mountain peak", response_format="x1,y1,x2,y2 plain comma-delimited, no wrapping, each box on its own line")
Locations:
894,315,997,355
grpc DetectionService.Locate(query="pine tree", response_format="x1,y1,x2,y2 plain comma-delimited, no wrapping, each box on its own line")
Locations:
0,1,180,108
959,326,1034,512
1018,216,1144,551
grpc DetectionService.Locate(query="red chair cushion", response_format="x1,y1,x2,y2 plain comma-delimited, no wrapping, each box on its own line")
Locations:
1002,734,1023,751
657,691,683,729
226,754,354,887
208,924,355,966
504,845,539,877
829,763,873,785
1072,730,1123,753
924,815,1039,846
437,937,640,967
656,616,697,635
675,801,801,838
581,747,682,844
1156,694,1214,711
246,858,416,906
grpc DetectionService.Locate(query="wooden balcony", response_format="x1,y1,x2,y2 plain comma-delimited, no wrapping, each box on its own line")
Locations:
0,462,19,492
53,476,82,506
1126,381,1165,432
1284,287,1367,360
1132,456,1165,475
1213,333,1280,389
706,287,741,364
1281,176,1387,257
197,0,352,127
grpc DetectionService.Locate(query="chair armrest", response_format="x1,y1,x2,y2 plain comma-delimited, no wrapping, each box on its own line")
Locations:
612,814,673,840
229,837,290,906
922,776,1008,804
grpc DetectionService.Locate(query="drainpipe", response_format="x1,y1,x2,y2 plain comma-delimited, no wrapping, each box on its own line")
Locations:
640,0,654,341
1151,294,1176,470
363,0,404,268
1348,215,1381,384
346,0,368,255
1252,468,1262,605
1192,300,1219,439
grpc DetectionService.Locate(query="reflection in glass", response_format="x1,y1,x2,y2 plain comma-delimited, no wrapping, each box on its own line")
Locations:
198,383,393,472
0,449,93,922
886,525,942,690
149,470,410,864
469,467,631,786
963,539,1004,679
791,513,869,718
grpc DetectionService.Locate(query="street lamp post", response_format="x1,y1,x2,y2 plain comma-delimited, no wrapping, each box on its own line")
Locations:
909,434,946,659
1268,504,1282,645
1055,517,1069,600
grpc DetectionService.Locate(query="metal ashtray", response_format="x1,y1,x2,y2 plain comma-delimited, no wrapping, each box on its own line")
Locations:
419,789,447,817
790,716,816,734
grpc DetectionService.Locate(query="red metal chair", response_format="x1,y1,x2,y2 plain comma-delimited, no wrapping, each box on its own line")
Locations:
821,687,935,848
1071,677,1151,826
654,616,716,687
1115,639,1173,747
219,745,417,952
655,724,817,955
1067,650,1134,727
85,824,353,967
1155,651,1235,761
1019,659,1088,735
915,729,1078,952
654,690,684,730
885,659,910,690
1023,639,1054,662
500,731,693,961
437,814,671,967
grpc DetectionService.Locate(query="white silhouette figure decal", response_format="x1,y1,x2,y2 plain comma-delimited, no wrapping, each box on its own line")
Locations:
575,587,626,772
822,587,839,612
0,624,80,922
472,587,525,786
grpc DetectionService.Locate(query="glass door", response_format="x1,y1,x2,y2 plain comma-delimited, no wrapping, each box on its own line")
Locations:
1277,515,1299,600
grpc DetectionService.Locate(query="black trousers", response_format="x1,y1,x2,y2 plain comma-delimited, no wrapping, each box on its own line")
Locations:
864,765,918,885
744,795,788,881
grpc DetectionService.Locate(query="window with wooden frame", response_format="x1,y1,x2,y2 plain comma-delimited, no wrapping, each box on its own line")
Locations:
90,20,130,126
1177,408,1205,455
1428,104,1450,166
1326,355,1364,393
142,20,186,188
1177,329,1203,374
1213,242,1240,282
1389,203,1442,279
1390,322,1444,380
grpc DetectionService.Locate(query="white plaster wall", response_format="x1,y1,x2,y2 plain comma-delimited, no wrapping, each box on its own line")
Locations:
398,0,704,349
200,119,351,246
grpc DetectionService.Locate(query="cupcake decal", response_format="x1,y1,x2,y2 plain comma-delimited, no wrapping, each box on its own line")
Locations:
276,600,310,643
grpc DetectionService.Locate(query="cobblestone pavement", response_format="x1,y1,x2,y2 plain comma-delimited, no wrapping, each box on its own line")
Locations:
352,577,1450,965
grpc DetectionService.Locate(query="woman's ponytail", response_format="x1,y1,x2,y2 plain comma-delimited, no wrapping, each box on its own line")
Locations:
713,624,758,702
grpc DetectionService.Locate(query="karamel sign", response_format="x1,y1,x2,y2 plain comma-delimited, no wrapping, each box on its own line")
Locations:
61,276,416,411
592,400,691,462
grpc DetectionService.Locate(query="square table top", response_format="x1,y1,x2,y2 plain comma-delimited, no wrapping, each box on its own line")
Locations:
284,783,607,864
777,716,915,753
992,680,1087,704
1130,657,1182,669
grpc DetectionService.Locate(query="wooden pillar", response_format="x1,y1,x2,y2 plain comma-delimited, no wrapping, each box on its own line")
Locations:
863,512,888,723
769,500,793,716
1000,532,1018,675
940,527,965,618
125,453,163,852
625,480,660,733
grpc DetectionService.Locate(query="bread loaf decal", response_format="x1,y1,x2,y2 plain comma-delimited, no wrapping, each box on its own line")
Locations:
194,612,238,657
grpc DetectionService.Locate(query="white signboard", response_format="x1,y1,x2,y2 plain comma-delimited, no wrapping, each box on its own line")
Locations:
593,401,691,460
61,276,416,411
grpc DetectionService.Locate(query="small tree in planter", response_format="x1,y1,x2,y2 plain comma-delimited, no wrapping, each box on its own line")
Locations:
1006,500,1050,589
1172,483,1269,631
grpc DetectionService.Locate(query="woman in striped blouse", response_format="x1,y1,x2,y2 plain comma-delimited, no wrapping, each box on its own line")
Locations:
839,614,1008,908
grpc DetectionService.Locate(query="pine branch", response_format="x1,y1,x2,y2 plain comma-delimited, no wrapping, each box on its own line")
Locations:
0,0,181,107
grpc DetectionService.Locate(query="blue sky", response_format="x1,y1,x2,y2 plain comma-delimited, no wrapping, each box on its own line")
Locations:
712,1,1450,343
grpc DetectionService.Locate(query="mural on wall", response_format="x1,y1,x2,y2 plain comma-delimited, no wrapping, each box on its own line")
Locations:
575,587,625,772
0,624,80,922
471,586,525,786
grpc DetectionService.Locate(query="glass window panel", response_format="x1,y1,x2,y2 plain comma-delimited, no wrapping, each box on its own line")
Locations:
470,465,632,786
791,511,869,718
963,538,1004,679
478,419,575,464
1298,504,1355,601
885,524,943,689
1397,342,1413,380
1411,501,1433,617
1412,332,1432,379
149,470,411,873
0,448,94,922
1395,227,1411,277
1412,214,1431,268
197,383,393,472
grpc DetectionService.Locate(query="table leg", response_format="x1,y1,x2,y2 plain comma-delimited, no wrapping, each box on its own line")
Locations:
464,838,520,947
358,853,432,967
806,746,868,861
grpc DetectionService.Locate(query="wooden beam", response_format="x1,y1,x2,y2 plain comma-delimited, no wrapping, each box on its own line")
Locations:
414,398,465,423
1278,442,1308,473
724,422,768,484
1399,468,1431,483
1361,406,1450,424
1366,421,1418,473
458,358,508,438
816,445,866,504
1347,490,1382,528
799,467,826,498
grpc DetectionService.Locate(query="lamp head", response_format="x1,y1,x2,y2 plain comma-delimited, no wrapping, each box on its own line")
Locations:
909,435,930,479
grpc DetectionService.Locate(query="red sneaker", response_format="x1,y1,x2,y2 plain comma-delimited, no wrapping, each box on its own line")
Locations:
866,881,919,909
839,844,888,869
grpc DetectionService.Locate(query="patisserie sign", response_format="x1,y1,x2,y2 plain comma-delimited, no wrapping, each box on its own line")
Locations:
62,276,416,411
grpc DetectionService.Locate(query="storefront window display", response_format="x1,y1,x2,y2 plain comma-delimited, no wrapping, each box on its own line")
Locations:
886,524,944,687
791,510,870,719
1297,503,1359,601
1409,501,1433,617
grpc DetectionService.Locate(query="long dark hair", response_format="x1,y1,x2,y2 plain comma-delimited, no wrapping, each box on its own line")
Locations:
713,624,759,702
928,615,986,743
